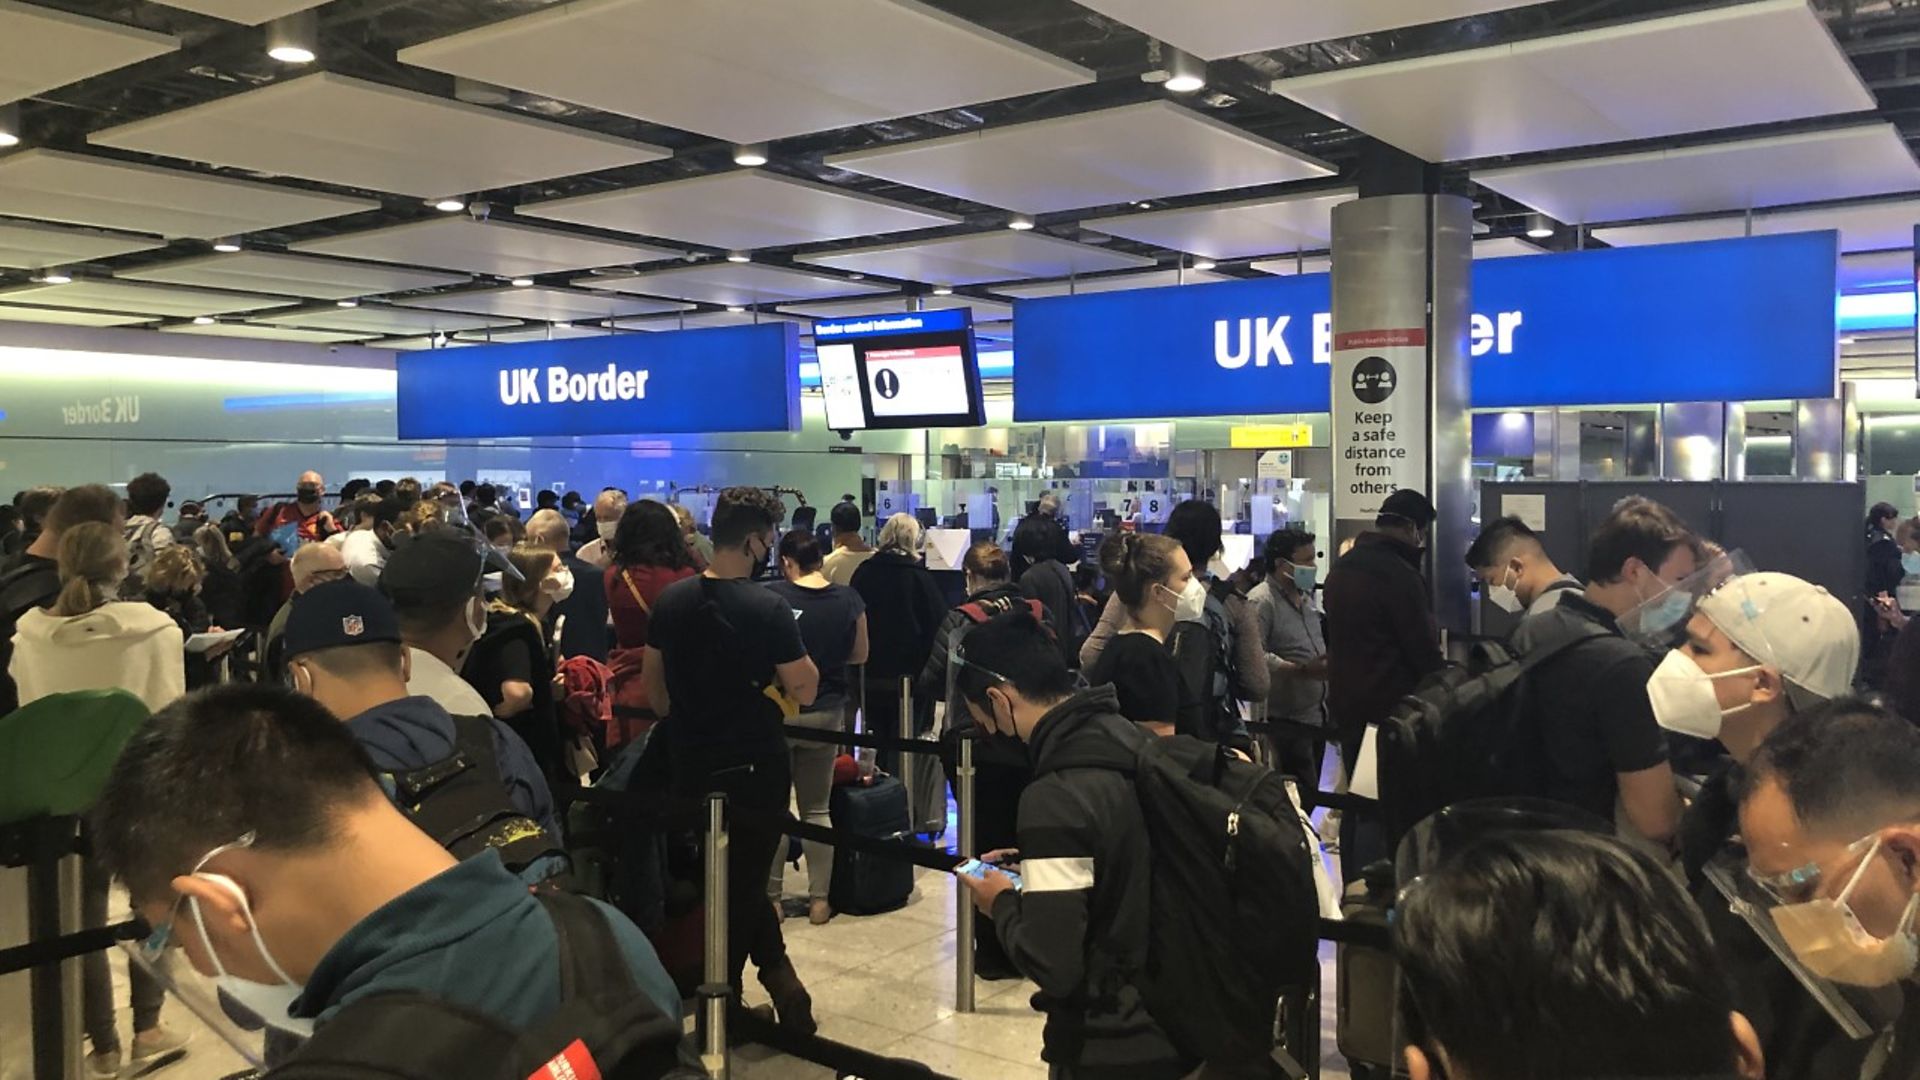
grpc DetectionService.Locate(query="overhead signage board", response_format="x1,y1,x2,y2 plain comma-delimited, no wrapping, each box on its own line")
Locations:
812,307,985,432
1012,232,1839,422
395,322,801,439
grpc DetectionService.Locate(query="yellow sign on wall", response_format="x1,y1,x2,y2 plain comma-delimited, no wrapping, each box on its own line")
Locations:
1229,423,1314,449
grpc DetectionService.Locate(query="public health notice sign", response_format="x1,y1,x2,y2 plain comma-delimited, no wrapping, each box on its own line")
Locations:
1332,328,1428,520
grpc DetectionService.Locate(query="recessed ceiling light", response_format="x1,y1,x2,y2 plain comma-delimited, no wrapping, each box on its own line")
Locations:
432,198,467,213
33,270,71,285
336,299,359,308
265,10,319,64
1163,48,1207,94
725,305,745,314
0,103,19,149
847,273,865,281
1007,215,1036,232
1191,258,1217,271
732,143,769,167
510,277,534,287
212,238,242,253
726,251,751,264
192,316,216,326
932,285,955,296
1526,214,1555,240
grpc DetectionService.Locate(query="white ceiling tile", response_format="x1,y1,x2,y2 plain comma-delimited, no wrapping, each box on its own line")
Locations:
0,304,153,327
379,335,473,351
455,323,633,343
145,0,329,25
1761,198,1920,254
0,2,177,101
612,310,810,331
289,218,678,278
573,263,891,305
522,170,961,250
798,231,1153,285
117,250,468,301
398,0,1093,144
1840,249,1912,292
1272,0,1874,162
1588,218,1746,249
90,72,671,199
0,279,296,317
0,219,165,270
1473,237,1547,258
259,304,517,335
1249,253,1332,276
828,101,1333,214
392,286,689,322
1072,0,1552,60
779,294,1013,321
1081,188,1357,260
158,321,376,344
990,268,1232,298
1476,125,1920,225
0,149,378,239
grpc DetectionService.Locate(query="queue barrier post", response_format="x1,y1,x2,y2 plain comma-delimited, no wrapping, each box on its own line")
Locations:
954,736,976,1014
896,677,914,825
16,816,86,1080
699,793,730,1080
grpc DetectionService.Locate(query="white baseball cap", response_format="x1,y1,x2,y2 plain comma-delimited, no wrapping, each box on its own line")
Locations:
1696,571,1858,704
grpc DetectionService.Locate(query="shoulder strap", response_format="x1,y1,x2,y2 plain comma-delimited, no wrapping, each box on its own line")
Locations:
274,990,520,1078
537,891,639,1000
1022,598,1049,624
957,601,991,624
1514,616,1612,674
619,568,651,615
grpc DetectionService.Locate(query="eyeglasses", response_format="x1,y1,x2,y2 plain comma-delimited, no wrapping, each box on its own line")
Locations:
949,646,1010,688
136,831,258,961
1745,834,1876,907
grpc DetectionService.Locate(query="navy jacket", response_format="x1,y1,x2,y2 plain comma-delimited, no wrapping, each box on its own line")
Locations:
345,695,560,839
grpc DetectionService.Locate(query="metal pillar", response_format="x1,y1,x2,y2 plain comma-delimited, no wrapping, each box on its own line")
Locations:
26,828,83,1080
897,677,914,829
1660,402,1733,481
954,738,977,1013
1532,409,1582,481
1796,397,1848,481
1329,193,1474,632
699,794,730,1080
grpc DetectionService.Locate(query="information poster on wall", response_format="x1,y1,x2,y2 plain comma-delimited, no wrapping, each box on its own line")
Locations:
1332,329,1429,519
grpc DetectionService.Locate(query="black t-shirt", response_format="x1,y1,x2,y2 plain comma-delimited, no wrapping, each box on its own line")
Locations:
649,574,807,756
1083,631,1180,730
1522,594,1669,821
764,579,863,713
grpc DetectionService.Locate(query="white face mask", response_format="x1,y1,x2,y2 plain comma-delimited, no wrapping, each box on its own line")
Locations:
1157,576,1207,623
596,520,618,544
1486,566,1523,614
189,873,313,1037
1772,837,1920,987
543,565,575,603
1647,649,1764,740
465,594,488,642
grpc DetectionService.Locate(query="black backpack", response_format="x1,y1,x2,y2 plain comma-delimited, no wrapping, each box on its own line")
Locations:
267,891,691,1080
1166,579,1248,745
1041,733,1319,1068
383,713,569,879
1376,615,1611,845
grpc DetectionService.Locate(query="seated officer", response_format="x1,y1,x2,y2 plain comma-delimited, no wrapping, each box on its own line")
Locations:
284,578,563,877
88,683,680,1038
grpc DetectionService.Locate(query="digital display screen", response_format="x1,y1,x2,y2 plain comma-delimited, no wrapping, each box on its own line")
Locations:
813,308,985,431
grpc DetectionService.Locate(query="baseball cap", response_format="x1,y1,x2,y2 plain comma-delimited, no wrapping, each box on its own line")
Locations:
284,578,402,658
379,528,485,599
1379,489,1436,530
1697,570,1858,704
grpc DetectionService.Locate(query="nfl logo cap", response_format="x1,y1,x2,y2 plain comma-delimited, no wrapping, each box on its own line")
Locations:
285,578,403,660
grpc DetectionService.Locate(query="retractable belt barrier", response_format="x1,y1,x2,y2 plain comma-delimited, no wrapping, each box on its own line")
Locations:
731,1004,951,1080
0,920,140,978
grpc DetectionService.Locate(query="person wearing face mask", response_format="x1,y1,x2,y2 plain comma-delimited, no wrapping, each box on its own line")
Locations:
950,609,1190,1080
255,470,338,547
381,529,497,722
462,543,570,789
528,507,609,664
1464,515,1583,639
850,512,949,816
338,494,402,588
1083,532,1192,736
821,498,874,586
1249,527,1331,786
10,519,187,1076
1736,701,1920,1079
87,683,683,1057
1648,571,1869,1078
642,485,819,1034
574,487,628,571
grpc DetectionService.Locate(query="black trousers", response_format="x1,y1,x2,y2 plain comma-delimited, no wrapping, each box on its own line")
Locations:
678,746,792,988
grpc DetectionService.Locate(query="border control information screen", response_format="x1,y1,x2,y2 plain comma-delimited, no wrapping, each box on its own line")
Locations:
811,309,985,431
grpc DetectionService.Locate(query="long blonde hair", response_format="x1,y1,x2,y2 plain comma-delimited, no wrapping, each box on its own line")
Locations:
52,521,128,616
877,512,921,556
495,544,558,616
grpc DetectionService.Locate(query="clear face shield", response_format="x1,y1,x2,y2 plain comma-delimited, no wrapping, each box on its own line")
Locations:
1638,553,1799,741
443,496,524,587
1616,549,1754,653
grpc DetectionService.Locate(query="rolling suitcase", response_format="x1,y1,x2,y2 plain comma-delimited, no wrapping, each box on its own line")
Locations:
828,774,915,915
1336,864,1400,1079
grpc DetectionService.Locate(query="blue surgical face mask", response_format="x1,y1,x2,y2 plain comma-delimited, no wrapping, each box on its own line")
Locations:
1902,552,1920,578
1640,583,1694,636
1291,565,1317,593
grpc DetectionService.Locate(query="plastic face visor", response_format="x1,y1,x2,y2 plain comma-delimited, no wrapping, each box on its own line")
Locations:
1616,549,1755,652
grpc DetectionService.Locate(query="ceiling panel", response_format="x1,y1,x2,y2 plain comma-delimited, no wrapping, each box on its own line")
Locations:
1082,188,1356,260
826,102,1333,214
0,279,296,317
0,149,378,239
379,335,472,351
455,323,630,343
290,218,677,278
798,231,1153,285
145,1,330,25
0,2,178,101
1249,253,1332,276
1271,0,1873,162
612,310,810,331
522,170,961,250
1593,196,1920,254
0,305,154,327
1473,237,1548,258
1840,250,1912,292
398,0,1093,144
392,285,689,322
1072,0,1552,60
117,250,468,300
573,263,891,305
90,73,671,199
0,219,165,270
779,294,1013,321
1476,125,1920,226
991,268,1232,298
158,321,377,344
258,304,518,335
